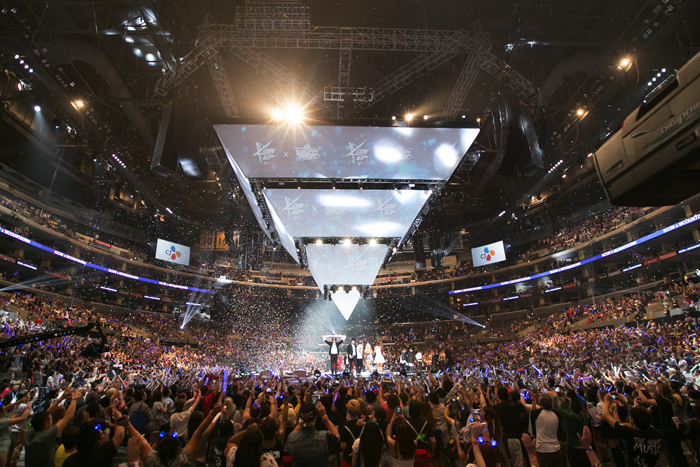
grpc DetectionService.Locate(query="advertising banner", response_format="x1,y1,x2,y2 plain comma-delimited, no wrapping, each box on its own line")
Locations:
155,239,190,266
471,241,506,267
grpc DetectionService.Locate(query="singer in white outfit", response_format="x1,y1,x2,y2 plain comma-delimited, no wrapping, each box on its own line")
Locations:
374,342,385,373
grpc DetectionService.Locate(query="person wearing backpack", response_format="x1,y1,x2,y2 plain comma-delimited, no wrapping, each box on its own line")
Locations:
340,400,365,466
128,389,151,434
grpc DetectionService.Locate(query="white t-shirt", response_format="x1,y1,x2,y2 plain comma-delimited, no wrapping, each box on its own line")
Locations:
535,409,560,453
226,445,277,467
331,343,338,355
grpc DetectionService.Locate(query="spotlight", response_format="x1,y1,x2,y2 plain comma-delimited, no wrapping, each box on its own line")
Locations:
33,105,41,111
338,286,344,292
351,286,357,292
316,239,323,245
619,58,630,68
271,109,283,120
285,106,303,124
405,114,414,122
423,115,428,120
369,239,377,246
343,239,351,246
661,68,666,73
28,69,32,73
461,115,466,119
19,60,24,64
391,116,396,121
14,54,19,59
72,100,84,109
476,118,481,123
576,109,584,116
562,174,567,178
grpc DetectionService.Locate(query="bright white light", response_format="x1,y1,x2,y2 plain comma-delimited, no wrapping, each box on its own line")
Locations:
33,105,41,111
217,276,233,284
343,239,351,246
28,69,32,73
165,207,173,214
619,58,630,67
435,143,459,167
354,221,402,236
648,82,652,86
423,115,428,120
271,109,283,120
576,109,584,116
133,48,142,57
374,144,402,163
351,286,357,291
498,211,506,217
369,239,377,246
145,53,156,62
316,239,323,245
125,36,134,43
661,68,666,73
405,114,414,122
657,73,661,77
285,106,303,124
338,286,344,292
391,116,396,120
562,174,567,178
14,55,19,59
317,194,372,208
73,100,84,108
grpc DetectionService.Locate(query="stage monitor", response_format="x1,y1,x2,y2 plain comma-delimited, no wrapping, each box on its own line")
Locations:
214,124,479,181
155,239,191,266
471,241,506,267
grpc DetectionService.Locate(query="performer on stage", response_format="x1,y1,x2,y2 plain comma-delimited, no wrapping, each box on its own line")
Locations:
374,341,385,373
354,340,364,375
325,336,343,375
346,338,357,374
363,341,373,371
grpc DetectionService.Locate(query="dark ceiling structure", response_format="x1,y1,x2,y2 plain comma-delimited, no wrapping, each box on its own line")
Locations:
0,0,698,253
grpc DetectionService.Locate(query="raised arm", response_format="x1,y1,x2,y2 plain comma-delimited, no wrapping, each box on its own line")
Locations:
56,390,83,435
184,403,223,458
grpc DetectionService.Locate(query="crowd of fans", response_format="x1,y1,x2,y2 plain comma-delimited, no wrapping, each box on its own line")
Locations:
0,278,696,466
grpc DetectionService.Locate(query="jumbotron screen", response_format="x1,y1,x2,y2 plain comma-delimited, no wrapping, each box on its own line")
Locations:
214,124,479,181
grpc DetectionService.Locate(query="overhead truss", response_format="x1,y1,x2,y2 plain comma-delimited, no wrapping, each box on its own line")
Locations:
155,8,538,113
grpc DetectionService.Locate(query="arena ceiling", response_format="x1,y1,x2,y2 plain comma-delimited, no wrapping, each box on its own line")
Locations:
0,0,698,249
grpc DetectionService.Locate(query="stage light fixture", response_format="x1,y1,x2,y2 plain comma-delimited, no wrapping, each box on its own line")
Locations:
14,54,19,59
369,239,377,246
72,100,84,109
391,116,396,120
405,113,414,122
343,239,351,246
338,286,344,292
316,239,323,245
423,115,428,120
285,106,303,124
351,286,357,292
576,109,584,116
618,58,631,69
33,105,41,111
476,118,481,123
272,109,283,120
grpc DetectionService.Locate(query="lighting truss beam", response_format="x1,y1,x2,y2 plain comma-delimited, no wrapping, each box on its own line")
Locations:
353,50,459,113
442,49,484,119
323,87,373,102
480,55,538,103
207,54,240,118
235,2,311,31
225,45,334,112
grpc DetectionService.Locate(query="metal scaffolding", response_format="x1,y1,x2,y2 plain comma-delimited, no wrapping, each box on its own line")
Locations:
154,5,539,111
208,53,240,118
353,50,459,113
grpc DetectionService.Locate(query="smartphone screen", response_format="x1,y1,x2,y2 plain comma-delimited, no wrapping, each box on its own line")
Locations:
270,450,281,459
395,406,402,416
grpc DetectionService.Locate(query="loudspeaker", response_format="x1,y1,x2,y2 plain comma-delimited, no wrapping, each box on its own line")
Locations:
151,102,178,176
151,96,204,177
492,93,544,176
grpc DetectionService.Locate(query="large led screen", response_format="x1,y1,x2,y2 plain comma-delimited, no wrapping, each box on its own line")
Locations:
471,241,506,267
306,243,386,289
263,188,431,238
155,239,191,266
214,124,479,181
222,146,271,238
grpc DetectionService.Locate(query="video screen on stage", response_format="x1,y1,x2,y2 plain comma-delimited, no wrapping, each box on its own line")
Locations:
306,243,386,289
471,240,506,267
263,188,431,239
155,239,191,266
215,124,479,181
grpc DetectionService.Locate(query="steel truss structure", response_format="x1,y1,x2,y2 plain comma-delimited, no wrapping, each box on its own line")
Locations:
154,9,539,112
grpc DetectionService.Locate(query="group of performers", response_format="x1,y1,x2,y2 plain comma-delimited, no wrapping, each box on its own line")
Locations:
324,336,454,376
324,336,385,375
